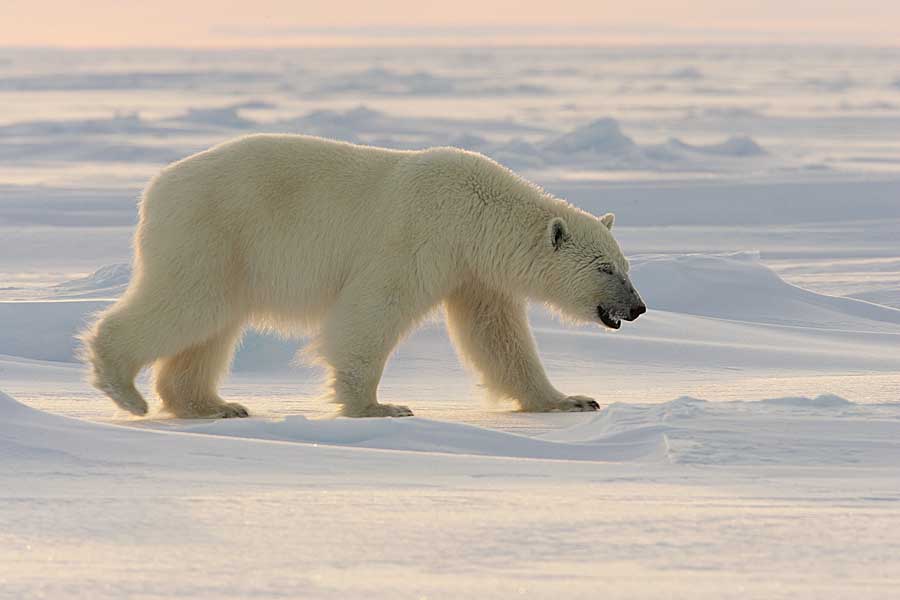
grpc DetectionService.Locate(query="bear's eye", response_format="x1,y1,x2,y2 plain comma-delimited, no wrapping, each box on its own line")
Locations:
598,263,615,275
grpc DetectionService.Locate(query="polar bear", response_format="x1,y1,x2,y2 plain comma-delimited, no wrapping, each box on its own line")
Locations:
81,134,645,419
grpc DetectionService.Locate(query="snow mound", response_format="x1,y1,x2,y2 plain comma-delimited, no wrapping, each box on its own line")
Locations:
6,388,898,468
0,388,40,418
536,119,769,170
666,134,766,157
54,263,131,298
138,413,669,462
543,118,638,155
631,252,900,329
759,393,853,408
0,104,776,174
543,394,900,466
0,388,666,463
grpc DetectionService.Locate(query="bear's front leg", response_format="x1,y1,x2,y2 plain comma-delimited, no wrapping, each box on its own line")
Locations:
316,276,422,418
445,283,599,413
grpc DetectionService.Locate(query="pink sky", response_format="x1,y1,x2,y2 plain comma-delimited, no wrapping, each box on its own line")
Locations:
2,0,899,46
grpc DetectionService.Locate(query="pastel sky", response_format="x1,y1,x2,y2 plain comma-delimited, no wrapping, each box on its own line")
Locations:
2,0,899,46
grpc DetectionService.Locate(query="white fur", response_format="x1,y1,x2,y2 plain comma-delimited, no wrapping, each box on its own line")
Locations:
81,134,644,418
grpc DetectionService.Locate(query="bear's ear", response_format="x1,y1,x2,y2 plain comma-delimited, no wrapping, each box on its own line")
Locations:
600,212,615,230
548,217,569,251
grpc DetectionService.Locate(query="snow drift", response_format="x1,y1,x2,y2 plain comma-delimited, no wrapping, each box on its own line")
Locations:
630,251,900,329
4,387,899,466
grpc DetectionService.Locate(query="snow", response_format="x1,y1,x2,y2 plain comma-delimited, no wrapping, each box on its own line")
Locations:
2,45,900,597
133,404,671,462
663,135,767,157
3,384,900,598
629,251,900,328
52,263,131,299
543,118,639,155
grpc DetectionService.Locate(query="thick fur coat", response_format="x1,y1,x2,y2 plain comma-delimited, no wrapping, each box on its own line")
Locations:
82,134,645,418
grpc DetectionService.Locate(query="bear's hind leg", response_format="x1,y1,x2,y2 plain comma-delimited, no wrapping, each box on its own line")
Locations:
81,301,152,416
83,267,242,415
155,323,248,418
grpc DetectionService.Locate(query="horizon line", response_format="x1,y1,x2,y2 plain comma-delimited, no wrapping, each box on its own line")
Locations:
3,40,900,51
4,21,900,50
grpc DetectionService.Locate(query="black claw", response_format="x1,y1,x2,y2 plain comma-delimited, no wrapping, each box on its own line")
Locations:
223,407,249,418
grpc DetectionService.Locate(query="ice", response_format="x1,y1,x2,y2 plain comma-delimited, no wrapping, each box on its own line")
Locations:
3,45,900,597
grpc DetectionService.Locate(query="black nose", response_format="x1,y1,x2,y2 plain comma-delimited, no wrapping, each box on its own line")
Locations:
628,304,646,321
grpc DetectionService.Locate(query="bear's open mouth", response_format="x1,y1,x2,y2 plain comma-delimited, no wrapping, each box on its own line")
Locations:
597,306,621,329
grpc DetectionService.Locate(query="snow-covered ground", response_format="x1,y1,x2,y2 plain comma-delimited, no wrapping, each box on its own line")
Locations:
2,46,899,597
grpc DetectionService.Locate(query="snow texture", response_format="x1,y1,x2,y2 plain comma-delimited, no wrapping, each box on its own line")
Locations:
2,45,900,598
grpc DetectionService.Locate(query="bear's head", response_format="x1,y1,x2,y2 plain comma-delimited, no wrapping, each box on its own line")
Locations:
540,211,646,329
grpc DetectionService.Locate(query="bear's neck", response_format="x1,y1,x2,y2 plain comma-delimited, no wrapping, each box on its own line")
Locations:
460,184,561,299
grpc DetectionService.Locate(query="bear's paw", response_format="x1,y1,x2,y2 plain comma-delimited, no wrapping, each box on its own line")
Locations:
527,396,599,412
561,396,600,411
344,403,414,418
198,401,250,419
